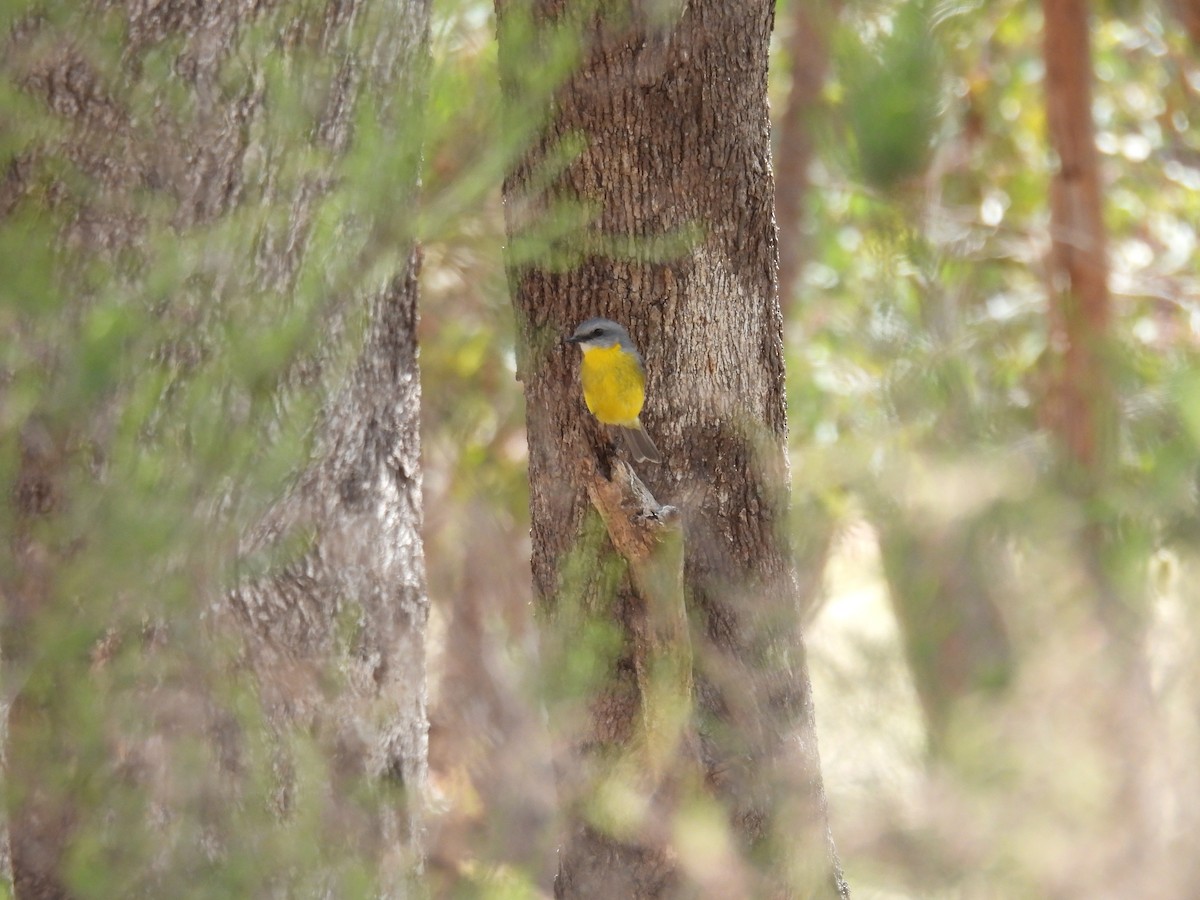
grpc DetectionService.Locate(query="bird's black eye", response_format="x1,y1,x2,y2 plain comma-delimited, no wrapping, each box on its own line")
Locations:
590,329,603,338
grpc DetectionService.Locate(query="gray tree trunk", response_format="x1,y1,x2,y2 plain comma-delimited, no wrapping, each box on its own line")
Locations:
496,2,847,896
2,1,430,896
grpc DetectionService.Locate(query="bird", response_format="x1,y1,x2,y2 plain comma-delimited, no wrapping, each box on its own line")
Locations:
565,317,661,464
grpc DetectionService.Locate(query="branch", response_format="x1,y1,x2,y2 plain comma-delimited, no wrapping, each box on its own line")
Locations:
580,456,695,777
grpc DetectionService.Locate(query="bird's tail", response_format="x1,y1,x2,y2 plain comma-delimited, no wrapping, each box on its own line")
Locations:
620,421,661,464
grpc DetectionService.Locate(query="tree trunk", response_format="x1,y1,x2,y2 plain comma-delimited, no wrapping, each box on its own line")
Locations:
775,0,840,311
496,2,846,896
773,0,842,621
2,1,430,894
1169,0,1200,45
1042,0,1113,477
1041,4,1160,893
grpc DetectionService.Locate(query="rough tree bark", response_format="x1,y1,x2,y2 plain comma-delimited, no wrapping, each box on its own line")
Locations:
2,1,430,895
497,2,846,896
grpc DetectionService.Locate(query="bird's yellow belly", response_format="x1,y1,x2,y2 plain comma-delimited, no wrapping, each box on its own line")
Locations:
580,344,645,426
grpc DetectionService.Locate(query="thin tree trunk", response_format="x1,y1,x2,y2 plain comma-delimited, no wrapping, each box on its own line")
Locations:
1042,5,1160,893
1042,0,1113,476
426,502,557,892
775,0,839,311
497,2,846,896
1169,0,1200,45
773,0,841,622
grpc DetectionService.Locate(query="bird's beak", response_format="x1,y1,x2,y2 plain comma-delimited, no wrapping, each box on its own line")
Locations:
564,334,583,345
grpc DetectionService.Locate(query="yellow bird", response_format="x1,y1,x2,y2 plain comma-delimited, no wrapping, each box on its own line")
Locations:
565,317,661,464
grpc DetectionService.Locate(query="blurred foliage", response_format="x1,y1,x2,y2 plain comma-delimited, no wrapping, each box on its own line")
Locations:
4,0,1200,893
777,0,1200,895
839,0,945,190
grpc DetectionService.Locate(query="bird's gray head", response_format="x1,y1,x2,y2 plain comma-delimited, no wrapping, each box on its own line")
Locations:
565,317,635,352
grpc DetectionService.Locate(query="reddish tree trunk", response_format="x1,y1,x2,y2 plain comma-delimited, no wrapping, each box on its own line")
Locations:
1170,0,1200,44
1042,0,1113,475
775,0,840,310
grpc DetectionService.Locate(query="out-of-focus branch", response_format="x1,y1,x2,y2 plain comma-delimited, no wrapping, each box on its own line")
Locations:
776,0,840,311
1169,0,1200,45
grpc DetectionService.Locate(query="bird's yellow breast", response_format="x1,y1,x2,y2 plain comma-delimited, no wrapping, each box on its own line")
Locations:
579,343,646,426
